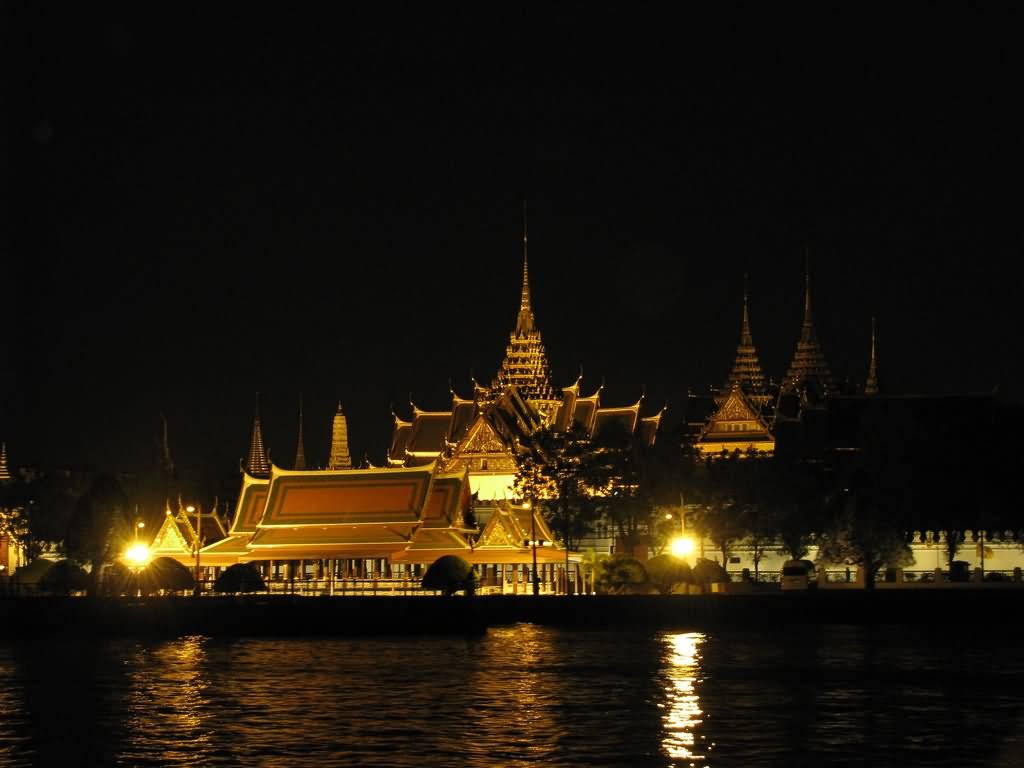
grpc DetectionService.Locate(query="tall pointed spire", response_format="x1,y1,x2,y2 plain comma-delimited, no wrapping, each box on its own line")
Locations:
0,442,11,482
293,394,307,470
515,200,534,335
246,393,270,476
865,317,879,395
784,253,834,393
726,274,766,391
327,402,352,470
491,202,558,420
159,411,174,475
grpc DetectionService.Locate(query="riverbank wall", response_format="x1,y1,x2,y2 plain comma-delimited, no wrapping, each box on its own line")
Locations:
3,588,1024,638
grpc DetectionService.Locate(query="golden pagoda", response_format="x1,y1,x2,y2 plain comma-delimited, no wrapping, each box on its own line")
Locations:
726,275,766,393
246,394,271,477
488,222,561,423
783,259,834,394
327,402,352,469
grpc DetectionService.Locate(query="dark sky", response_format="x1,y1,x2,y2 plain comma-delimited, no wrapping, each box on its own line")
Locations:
4,3,1022,472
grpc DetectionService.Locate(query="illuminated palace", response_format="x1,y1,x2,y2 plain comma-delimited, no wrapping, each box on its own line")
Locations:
153,240,663,593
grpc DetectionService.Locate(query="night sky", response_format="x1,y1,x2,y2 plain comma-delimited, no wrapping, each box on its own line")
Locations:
5,4,1022,473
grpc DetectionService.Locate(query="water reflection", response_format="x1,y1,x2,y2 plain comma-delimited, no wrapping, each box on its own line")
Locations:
121,635,214,766
660,632,706,766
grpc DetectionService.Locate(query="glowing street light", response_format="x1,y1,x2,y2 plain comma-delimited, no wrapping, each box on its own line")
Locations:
124,542,152,568
670,536,696,559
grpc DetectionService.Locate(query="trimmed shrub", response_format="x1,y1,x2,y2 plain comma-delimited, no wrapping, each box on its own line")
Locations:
213,563,267,594
38,560,90,595
645,554,693,595
13,558,56,585
421,555,477,596
691,558,728,585
147,557,195,592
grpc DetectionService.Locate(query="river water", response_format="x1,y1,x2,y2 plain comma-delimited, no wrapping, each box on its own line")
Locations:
1,625,1021,767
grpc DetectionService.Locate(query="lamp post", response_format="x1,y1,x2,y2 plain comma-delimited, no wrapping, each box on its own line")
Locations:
524,501,539,596
188,504,200,597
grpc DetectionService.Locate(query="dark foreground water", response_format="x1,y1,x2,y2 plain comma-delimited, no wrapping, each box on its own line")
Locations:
1,625,1022,767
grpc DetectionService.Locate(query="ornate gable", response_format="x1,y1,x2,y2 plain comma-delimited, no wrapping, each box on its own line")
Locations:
476,507,527,549
441,413,518,474
150,514,192,555
697,386,775,456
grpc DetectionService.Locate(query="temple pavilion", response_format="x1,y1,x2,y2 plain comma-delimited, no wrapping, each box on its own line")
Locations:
152,233,660,593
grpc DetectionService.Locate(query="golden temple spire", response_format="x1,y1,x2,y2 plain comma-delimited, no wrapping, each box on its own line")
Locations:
727,273,765,391
327,401,352,470
516,200,534,335
0,442,10,482
865,317,879,395
784,253,834,392
489,202,558,419
246,393,270,477
294,393,307,470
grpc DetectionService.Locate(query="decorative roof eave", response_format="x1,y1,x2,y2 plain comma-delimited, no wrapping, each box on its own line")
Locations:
228,470,271,535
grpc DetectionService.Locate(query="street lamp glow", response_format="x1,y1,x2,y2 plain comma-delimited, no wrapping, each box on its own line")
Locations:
670,537,695,559
124,543,151,568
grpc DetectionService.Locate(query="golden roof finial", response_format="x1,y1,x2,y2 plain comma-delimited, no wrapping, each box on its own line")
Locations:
516,200,534,329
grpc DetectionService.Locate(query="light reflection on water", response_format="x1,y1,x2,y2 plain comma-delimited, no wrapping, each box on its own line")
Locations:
1,625,1023,767
661,632,705,765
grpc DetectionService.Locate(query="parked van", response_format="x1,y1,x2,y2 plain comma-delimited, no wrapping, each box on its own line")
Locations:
781,559,816,591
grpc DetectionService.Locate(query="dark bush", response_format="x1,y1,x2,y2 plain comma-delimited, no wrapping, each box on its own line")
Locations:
214,563,267,594
645,554,693,595
692,558,728,585
38,560,90,595
147,557,195,592
421,555,477,596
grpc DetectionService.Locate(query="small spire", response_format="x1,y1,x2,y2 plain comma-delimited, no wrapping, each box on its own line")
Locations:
246,392,270,476
294,393,307,470
159,411,174,475
515,200,535,334
865,317,879,395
